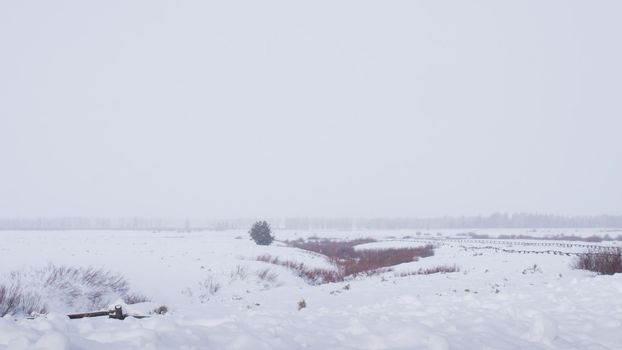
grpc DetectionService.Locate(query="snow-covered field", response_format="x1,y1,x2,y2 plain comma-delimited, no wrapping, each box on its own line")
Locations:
1,228,622,349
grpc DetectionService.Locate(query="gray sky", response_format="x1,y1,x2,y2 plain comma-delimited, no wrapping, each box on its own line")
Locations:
1,1,621,219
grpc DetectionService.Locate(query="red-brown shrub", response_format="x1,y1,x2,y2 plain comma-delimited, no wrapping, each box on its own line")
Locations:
340,246,434,276
288,239,376,258
573,248,622,275
259,239,436,284
256,254,342,284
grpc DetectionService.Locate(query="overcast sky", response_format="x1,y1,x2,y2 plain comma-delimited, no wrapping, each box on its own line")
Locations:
1,1,621,219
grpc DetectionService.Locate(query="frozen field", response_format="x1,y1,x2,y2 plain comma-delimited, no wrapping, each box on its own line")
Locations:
1,228,622,350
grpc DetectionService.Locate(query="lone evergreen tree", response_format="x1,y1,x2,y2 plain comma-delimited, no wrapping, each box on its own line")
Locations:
249,221,274,245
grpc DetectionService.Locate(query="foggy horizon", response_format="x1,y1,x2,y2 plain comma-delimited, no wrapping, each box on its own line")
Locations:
3,213,622,231
2,1,621,219
3,212,622,226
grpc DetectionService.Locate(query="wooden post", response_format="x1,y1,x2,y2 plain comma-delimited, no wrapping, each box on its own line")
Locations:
67,311,109,319
67,305,125,320
111,305,124,320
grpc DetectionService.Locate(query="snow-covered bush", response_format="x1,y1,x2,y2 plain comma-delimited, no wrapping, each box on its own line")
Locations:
0,264,144,317
249,221,274,245
398,265,460,277
0,282,45,317
199,276,221,301
256,268,279,284
522,264,543,274
229,265,248,283
124,293,151,305
573,248,622,275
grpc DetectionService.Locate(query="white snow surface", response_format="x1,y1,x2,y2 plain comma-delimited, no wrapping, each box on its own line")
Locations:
1,229,621,349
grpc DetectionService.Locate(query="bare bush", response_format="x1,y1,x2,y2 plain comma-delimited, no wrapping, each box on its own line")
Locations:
1,264,142,316
229,265,248,282
398,265,460,277
199,276,221,299
288,238,376,258
341,246,434,276
522,264,542,274
256,268,279,284
0,283,21,317
0,283,46,317
32,265,130,310
573,248,622,275
124,293,151,304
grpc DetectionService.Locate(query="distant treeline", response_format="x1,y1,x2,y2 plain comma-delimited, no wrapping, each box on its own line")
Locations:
1,213,622,231
0,217,179,231
280,214,622,230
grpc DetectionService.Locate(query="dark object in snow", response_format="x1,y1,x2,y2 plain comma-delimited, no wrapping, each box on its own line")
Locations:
152,305,168,315
249,221,274,245
67,305,149,320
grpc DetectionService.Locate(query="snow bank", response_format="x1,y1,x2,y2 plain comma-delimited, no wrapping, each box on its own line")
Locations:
1,230,621,349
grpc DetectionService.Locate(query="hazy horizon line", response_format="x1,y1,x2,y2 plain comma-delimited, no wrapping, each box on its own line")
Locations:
2,212,622,220
3,213,622,231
